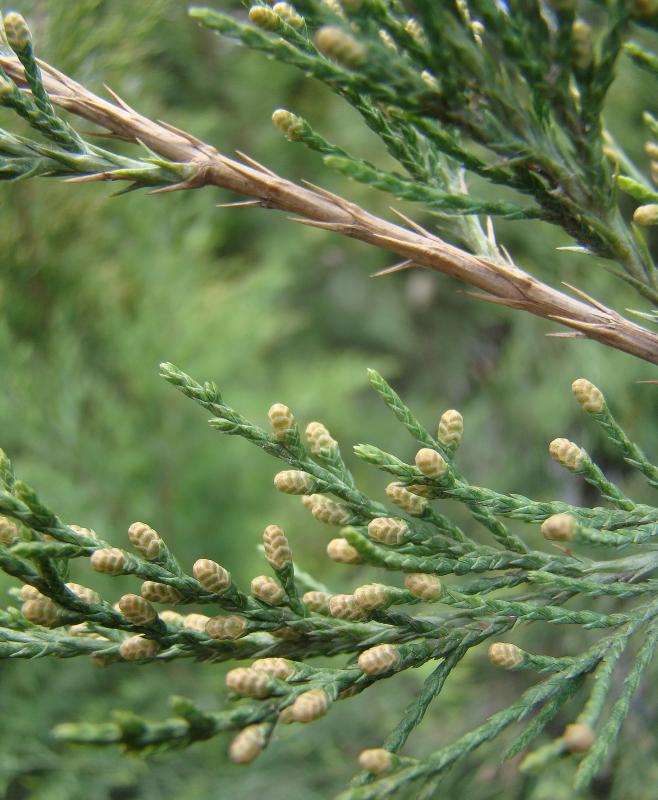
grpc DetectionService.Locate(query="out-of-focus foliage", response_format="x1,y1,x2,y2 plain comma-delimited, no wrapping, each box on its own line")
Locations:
0,2,655,799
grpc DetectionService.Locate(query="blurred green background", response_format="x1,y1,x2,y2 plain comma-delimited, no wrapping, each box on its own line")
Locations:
0,2,656,798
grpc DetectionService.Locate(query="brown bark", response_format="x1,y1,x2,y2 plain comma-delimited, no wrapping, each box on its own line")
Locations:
2,54,657,365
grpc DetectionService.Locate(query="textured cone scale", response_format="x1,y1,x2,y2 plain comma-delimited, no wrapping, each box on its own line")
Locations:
404,573,441,601
268,403,295,440
272,109,304,140
358,644,400,675
571,379,605,413
251,575,285,605
563,723,595,752
305,421,337,454
22,597,60,627
119,635,160,661
262,524,292,569
329,594,365,620
367,517,408,545
354,583,390,611
252,657,295,680
302,590,332,613
274,470,313,494
286,688,328,722
159,610,184,626
488,642,523,669
140,581,182,604
229,725,265,764
359,748,394,775
248,5,279,30
182,613,209,632
127,521,162,559
193,559,231,593
0,515,19,545
385,482,427,514
118,594,156,624
314,25,365,66
90,548,126,575
326,538,363,564
308,495,352,525
226,667,272,698
65,582,101,605
415,448,448,479
206,615,247,640
541,513,576,541
438,409,463,447
549,438,585,471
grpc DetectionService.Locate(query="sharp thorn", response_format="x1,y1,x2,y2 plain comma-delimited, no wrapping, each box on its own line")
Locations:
370,260,417,277
388,206,438,239
103,83,138,114
561,282,611,313
235,150,277,177
157,119,207,147
216,200,262,209
462,290,527,309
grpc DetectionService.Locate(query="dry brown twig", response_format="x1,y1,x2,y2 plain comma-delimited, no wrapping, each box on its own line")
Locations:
2,54,657,365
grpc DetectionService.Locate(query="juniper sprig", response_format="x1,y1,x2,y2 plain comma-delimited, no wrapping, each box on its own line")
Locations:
0,366,656,796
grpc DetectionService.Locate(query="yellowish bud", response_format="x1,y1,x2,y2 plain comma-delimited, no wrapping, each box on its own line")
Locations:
357,643,400,675
90,547,126,575
651,161,658,186
405,18,424,42
206,614,248,640
285,688,328,722
367,517,408,545
305,421,337,455
252,657,295,680
22,597,60,627
406,483,433,497
437,409,463,448
140,581,182,604
488,642,523,669
118,594,156,624
404,572,441,601
159,610,185,626
226,667,273,698
229,724,265,764
302,590,332,613
274,470,314,494
549,438,585,471
119,635,160,661
65,582,101,605
128,521,162,559
263,524,292,570
268,403,295,441
20,584,43,601
248,5,279,29
353,583,390,611
563,723,595,752
0,515,19,545
571,20,593,71
385,482,427,515
379,29,397,51
571,378,605,414
415,448,448,479
67,524,98,541
193,558,232,594
183,613,210,632
359,748,394,775
272,109,305,141
645,142,658,160
328,593,366,620
541,513,576,542
633,203,658,226
307,495,352,525
314,25,365,67
272,3,304,26
326,537,363,564
3,12,31,51
421,70,438,89
251,575,285,605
